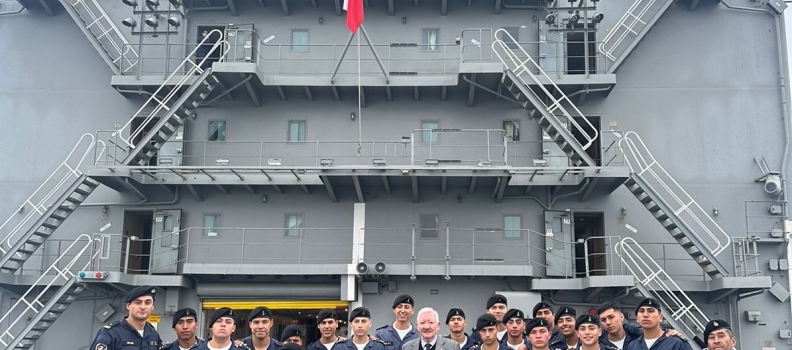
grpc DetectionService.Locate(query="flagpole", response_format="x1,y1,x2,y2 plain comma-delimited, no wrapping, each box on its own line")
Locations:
357,27,362,158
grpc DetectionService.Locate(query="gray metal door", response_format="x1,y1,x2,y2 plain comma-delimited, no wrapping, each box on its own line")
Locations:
157,125,183,166
544,211,573,277
225,24,255,62
150,209,182,274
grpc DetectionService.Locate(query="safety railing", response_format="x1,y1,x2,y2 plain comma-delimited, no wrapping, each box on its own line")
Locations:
112,29,229,151
411,129,508,166
507,129,627,167
62,0,138,73
619,131,731,256
615,237,710,338
0,134,96,254
599,0,670,63
744,200,789,239
0,234,98,348
492,28,599,150
732,236,761,277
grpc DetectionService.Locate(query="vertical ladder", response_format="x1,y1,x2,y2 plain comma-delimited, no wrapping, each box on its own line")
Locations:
0,235,96,350
106,29,228,166
616,237,707,350
599,0,676,74
619,131,730,278
59,0,138,75
492,28,597,167
0,134,100,274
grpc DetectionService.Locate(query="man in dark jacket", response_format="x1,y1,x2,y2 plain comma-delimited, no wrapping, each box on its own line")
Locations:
624,299,691,350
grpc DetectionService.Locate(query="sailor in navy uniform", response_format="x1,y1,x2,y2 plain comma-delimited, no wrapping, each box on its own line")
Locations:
240,306,282,350
596,301,643,350
307,309,344,350
161,308,205,350
524,318,552,350
469,314,510,350
89,286,163,350
196,307,249,350
549,307,577,350
281,325,304,347
624,299,692,350
334,307,388,350
471,294,509,344
573,315,618,350
702,319,737,350
445,308,478,350
500,309,529,350
375,294,418,350
532,303,563,348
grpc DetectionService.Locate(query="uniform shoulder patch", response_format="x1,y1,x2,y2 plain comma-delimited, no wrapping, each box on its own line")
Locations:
102,322,115,329
95,344,109,350
159,343,171,350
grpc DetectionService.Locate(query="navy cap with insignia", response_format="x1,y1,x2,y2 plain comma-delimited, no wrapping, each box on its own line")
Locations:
503,309,525,322
475,314,498,331
125,286,156,304
350,307,371,320
524,318,550,334
532,302,552,317
446,308,466,324
392,294,414,308
486,294,508,309
209,307,236,326
172,308,198,328
635,298,662,314
317,309,338,322
249,306,274,322
554,306,576,323
280,325,303,342
281,343,302,350
575,314,601,329
703,319,731,341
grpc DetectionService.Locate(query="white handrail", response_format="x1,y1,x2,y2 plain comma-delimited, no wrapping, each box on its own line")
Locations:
619,131,731,256
0,134,96,253
491,28,598,150
0,234,96,347
599,0,659,62
113,30,231,150
62,0,139,72
615,237,710,337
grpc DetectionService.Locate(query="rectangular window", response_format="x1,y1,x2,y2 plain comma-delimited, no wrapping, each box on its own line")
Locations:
503,215,522,239
291,29,309,53
208,120,226,142
203,214,222,238
421,28,440,51
420,213,439,238
502,27,520,49
504,120,520,141
421,121,439,144
288,120,306,142
285,214,304,237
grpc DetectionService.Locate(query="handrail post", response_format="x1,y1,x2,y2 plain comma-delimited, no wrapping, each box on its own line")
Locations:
445,222,450,275
411,223,416,278
123,236,130,274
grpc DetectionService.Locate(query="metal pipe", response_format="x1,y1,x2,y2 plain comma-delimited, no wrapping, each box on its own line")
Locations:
461,74,522,105
81,185,180,207
566,86,612,98
720,0,772,13
549,178,591,207
774,14,792,332
200,74,254,106
359,25,390,83
331,31,357,84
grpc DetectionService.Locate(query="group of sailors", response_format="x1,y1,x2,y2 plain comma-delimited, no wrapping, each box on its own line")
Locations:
89,286,737,350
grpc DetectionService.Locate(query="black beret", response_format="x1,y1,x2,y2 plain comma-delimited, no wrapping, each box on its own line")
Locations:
446,308,466,324
486,294,508,309
635,298,662,314
392,294,414,308
524,318,550,334
172,308,198,328
475,314,498,331
249,306,274,322
281,343,302,350
280,325,303,342
209,307,236,326
317,309,338,322
575,314,600,329
503,309,525,321
703,319,732,341
532,302,552,317
350,307,371,320
125,286,156,303
555,306,576,323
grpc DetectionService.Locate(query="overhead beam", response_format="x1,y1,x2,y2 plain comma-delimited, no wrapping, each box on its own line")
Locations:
335,0,341,15
580,178,599,202
244,184,257,194
38,0,54,16
304,86,314,101
441,86,447,101
272,185,283,194
241,73,260,106
216,185,230,194
321,175,338,202
467,73,477,107
381,175,391,194
414,87,420,101
276,86,287,101
388,0,394,15
186,184,202,202
412,176,419,203
524,185,533,195
352,175,365,202
494,0,502,14
227,0,238,15
331,86,341,101
386,86,393,101
441,0,447,15
706,289,738,304
495,176,508,203
300,184,311,194
281,0,290,15
360,87,367,107
441,176,447,194
310,0,317,7
690,0,700,11
468,176,477,194
584,287,604,303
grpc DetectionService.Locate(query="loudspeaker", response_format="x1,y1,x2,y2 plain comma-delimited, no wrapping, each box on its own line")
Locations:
765,174,783,196
374,262,387,274
356,262,369,275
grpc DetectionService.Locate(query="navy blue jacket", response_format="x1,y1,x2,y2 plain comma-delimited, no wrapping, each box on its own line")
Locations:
160,337,205,350
445,333,479,350
332,337,388,350
468,343,511,350
574,342,619,350
599,323,643,349
308,338,344,350
90,317,163,350
549,334,577,350
194,339,249,350
375,324,419,350
470,329,506,344
526,329,563,350
500,335,530,349
624,330,692,350
240,336,282,350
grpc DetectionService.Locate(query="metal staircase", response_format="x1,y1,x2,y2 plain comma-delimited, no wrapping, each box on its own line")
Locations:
599,0,676,74
619,131,731,278
0,134,100,274
492,28,597,167
59,0,138,75
107,29,228,167
616,237,707,350
0,234,97,350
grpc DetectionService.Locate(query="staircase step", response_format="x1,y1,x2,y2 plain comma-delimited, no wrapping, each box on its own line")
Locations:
50,211,70,221
73,186,92,196
9,255,29,262
40,220,60,229
64,195,84,204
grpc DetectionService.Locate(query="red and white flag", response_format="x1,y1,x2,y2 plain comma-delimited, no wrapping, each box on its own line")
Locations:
344,0,364,33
